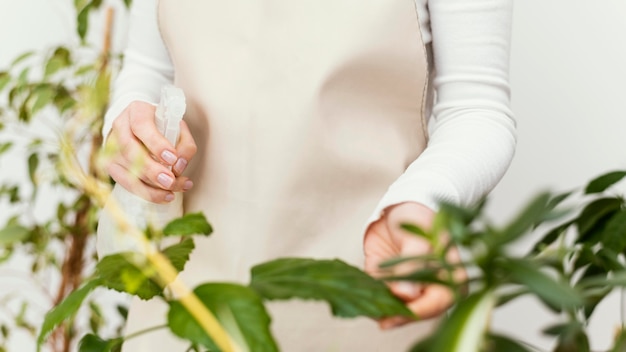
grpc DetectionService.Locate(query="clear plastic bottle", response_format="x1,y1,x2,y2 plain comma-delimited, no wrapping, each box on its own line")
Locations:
96,85,186,258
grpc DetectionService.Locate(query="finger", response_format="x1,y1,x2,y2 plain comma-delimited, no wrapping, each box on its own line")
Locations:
112,135,178,191
173,120,197,176
406,284,455,320
107,162,175,204
127,101,178,166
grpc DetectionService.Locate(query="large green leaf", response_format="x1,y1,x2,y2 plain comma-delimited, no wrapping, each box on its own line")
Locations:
501,259,582,310
250,258,413,319
96,239,195,300
410,290,496,352
163,212,212,237
585,170,626,194
37,279,102,351
78,334,122,352
168,283,278,352
0,224,30,245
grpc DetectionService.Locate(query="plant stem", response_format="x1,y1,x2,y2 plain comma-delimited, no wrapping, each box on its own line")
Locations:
123,324,168,342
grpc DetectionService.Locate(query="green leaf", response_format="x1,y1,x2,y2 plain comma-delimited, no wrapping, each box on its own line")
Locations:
497,192,552,245
95,240,194,300
78,334,122,352
0,72,10,91
123,0,132,8
501,259,582,310
30,84,56,115
250,258,413,319
28,153,39,186
161,238,195,272
585,171,626,194
76,4,92,40
576,198,623,243
610,328,626,352
0,142,13,155
400,223,431,240
37,279,102,351
601,210,626,253
44,47,72,77
95,252,162,300
163,212,212,237
168,283,278,352
483,334,533,352
10,52,34,67
411,290,496,352
552,322,590,352
531,220,574,254
0,224,29,245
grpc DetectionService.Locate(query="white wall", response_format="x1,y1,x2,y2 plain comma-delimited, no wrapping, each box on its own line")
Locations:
2,0,626,351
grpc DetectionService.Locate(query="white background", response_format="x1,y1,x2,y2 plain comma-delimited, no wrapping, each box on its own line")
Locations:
1,0,626,351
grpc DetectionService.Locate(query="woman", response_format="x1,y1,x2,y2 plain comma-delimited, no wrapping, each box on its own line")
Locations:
102,0,516,350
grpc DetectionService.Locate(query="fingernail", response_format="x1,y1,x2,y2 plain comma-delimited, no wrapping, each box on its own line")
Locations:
164,193,175,202
161,150,177,165
183,180,194,191
157,173,174,189
174,158,188,174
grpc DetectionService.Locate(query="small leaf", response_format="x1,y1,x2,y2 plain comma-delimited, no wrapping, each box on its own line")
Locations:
501,259,582,310
585,171,626,194
0,224,30,245
168,283,278,352
76,4,92,40
0,72,10,91
411,290,496,352
28,153,39,186
483,334,533,352
37,279,102,351
0,142,13,155
400,223,431,240
78,334,122,352
44,47,72,77
601,210,626,253
163,212,212,237
531,220,574,254
10,52,34,67
250,258,413,319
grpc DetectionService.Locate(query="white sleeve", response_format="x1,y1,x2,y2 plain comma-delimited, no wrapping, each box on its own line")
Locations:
368,0,517,222
102,0,173,140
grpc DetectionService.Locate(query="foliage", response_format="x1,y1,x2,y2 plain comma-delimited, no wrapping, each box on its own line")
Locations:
0,1,131,351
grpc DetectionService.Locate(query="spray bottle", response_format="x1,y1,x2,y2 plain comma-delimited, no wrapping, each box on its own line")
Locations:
96,85,186,258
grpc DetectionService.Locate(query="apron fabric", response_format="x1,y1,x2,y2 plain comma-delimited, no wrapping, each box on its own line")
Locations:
122,1,437,350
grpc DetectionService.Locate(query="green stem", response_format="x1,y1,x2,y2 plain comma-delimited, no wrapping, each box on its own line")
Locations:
123,324,168,342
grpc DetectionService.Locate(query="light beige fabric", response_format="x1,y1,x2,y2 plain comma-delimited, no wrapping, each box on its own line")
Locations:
122,1,437,351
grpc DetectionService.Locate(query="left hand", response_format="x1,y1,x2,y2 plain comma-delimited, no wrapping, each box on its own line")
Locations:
363,202,466,329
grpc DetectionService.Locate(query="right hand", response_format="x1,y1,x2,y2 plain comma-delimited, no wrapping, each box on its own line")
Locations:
105,101,197,203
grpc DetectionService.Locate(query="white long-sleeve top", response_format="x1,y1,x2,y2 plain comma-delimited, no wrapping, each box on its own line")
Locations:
104,0,516,220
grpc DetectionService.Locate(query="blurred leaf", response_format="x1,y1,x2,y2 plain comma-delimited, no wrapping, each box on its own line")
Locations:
411,290,496,352
378,254,441,269
495,288,530,307
502,259,581,310
611,328,626,352
168,283,278,352
0,72,10,91
10,52,34,67
250,258,413,319
581,286,612,320
577,271,626,289
30,84,56,115
576,198,622,243
585,171,626,194
53,86,76,112
497,192,552,246
123,0,132,8
0,224,30,245
88,301,104,334
400,223,431,241
531,220,574,254
552,322,590,352
384,267,455,288
0,142,13,155
163,212,212,237
78,334,122,352
37,279,102,351
76,4,93,40
44,47,72,77
601,210,626,253
28,153,39,186
483,334,533,352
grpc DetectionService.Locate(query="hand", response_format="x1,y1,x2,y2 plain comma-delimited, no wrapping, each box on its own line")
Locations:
363,202,466,329
105,101,197,203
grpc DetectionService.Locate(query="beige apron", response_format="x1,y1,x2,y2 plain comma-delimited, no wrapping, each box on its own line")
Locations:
122,1,437,350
